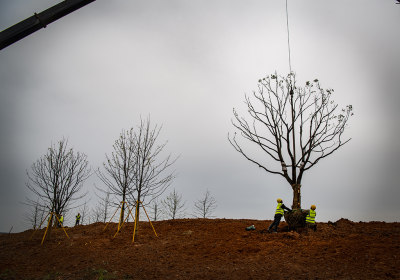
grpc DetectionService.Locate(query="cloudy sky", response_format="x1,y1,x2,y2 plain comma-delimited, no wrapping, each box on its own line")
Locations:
0,0,399,232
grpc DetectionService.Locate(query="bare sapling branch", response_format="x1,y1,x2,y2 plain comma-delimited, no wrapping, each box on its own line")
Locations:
193,189,217,218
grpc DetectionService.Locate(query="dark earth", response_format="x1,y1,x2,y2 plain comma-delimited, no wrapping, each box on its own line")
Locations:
0,218,399,279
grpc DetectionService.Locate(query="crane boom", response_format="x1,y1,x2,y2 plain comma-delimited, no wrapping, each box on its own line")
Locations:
0,0,95,50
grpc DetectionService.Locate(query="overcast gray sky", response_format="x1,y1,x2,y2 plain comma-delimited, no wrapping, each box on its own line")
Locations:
1,0,399,232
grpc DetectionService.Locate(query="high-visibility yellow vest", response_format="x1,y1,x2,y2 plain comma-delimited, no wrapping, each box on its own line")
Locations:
275,203,284,215
306,209,316,224
76,214,81,221
60,216,64,223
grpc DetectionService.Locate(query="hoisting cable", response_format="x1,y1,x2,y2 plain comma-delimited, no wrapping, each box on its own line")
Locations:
285,0,294,94
285,0,292,75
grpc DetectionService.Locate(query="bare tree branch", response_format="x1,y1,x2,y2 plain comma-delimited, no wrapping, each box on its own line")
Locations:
148,198,162,221
24,198,46,229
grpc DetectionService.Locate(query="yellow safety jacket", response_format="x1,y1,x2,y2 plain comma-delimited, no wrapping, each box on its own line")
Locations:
59,216,64,223
306,209,316,224
275,203,284,215
76,214,81,221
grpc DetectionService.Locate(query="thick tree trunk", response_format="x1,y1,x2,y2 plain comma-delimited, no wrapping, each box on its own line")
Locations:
284,183,307,230
118,204,125,230
291,184,301,210
47,215,53,240
119,193,126,230
134,192,142,239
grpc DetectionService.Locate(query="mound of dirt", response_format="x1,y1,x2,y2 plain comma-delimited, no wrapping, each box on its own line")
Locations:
0,218,399,279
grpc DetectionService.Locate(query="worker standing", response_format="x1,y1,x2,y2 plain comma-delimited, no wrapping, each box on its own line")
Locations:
75,213,81,226
59,214,64,228
306,205,317,231
268,198,291,233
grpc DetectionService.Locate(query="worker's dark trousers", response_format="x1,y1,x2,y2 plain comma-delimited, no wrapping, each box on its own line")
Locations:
75,220,80,226
306,223,317,231
268,214,283,232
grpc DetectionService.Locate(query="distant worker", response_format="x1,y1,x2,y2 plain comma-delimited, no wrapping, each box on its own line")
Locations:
58,214,64,228
268,198,291,233
75,213,81,226
306,205,317,231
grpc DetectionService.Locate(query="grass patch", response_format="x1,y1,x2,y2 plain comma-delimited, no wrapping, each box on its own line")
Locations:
0,269,17,280
40,271,62,280
78,268,118,280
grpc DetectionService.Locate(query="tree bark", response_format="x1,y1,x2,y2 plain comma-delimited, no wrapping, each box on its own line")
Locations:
47,214,53,240
119,192,126,230
134,193,141,238
291,184,301,210
119,203,125,230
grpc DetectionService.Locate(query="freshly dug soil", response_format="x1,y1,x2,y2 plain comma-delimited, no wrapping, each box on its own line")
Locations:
0,218,399,280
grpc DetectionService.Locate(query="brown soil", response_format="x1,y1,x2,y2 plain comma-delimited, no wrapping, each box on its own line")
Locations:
0,218,399,280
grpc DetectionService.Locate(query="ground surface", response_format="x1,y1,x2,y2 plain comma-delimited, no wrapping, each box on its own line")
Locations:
0,218,399,280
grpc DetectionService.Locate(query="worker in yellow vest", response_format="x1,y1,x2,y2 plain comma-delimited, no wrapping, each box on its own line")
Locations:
306,205,317,231
268,198,291,233
75,213,81,226
58,214,64,228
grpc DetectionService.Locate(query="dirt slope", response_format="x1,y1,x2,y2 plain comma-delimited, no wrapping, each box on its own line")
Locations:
0,218,399,280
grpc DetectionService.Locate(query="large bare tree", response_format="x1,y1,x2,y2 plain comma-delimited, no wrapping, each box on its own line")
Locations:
229,73,353,210
129,117,177,229
26,138,90,228
97,129,136,227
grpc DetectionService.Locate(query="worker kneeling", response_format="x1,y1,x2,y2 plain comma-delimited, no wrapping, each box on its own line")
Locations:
306,205,317,231
268,198,291,233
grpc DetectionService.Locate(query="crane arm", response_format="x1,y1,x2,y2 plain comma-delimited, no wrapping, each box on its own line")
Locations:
0,0,95,50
